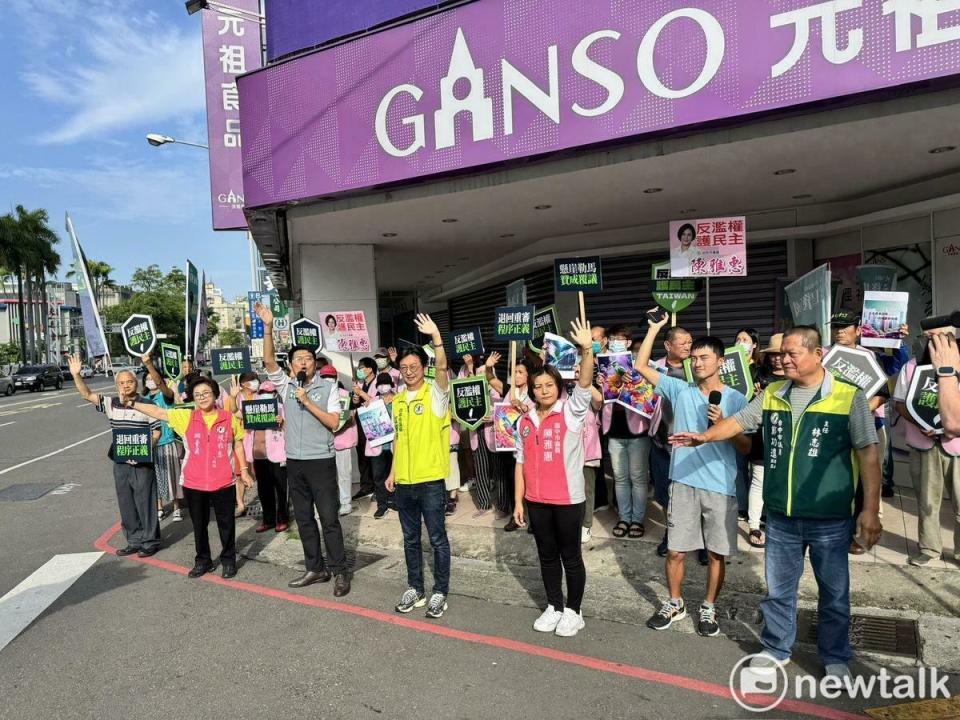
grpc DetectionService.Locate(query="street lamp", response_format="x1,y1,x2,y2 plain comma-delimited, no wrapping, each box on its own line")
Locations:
145,133,209,150
184,0,264,23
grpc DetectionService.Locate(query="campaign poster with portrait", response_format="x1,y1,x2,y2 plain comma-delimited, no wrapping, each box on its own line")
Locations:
319,310,371,352
669,217,747,278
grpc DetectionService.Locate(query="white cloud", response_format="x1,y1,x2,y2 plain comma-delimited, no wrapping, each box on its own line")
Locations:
13,2,207,145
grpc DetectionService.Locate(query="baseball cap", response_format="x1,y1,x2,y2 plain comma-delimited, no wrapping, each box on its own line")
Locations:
318,365,338,378
829,310,860,326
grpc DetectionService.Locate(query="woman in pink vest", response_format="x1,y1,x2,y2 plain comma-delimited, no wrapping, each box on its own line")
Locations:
129,377,252,579
514,318,595,638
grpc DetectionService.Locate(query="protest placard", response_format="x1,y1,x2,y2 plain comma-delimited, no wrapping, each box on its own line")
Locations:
290,317,323,351
597,352,659,417
357,399,396,447
683,346,754,401
424,344,437,380
529,306,559,353
543,332,579,379
669,217,747,278
241,397,280,430
821,345,886,399
554,256,603,293
320,310,371,352
859,291,908,349
211,347,252,376
493,402,523,452
121,313,157,356
451,376,490,431
651,261,698,314
451,326,483,357
494,305,534,341
160,342,182,380
111,428,152,464
857,265,898,292
785,264,832,341
906,364,945,434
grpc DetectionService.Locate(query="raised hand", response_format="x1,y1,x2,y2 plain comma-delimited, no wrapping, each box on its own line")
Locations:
253,301,274,325
67,353,83,376
485,351,501,368
229,375,242,398
387,347,397,362
141,353,153,367
569,317,593,351
647,306,670,331
414,313,439,338
930,332,960,371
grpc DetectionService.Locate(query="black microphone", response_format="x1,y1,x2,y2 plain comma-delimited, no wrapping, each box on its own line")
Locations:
296,370,307,405
920,311,960,331
708,390,722,426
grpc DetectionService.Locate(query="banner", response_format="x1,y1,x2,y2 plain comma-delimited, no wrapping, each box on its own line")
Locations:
185,260,200,359
357,398,396,447
290,317,323,351
450,376,491,431
493,402,523,452
121,314,157,357
554,256,602,293
529,306,559,353
906,365,945,435
200,0,261,230
451,326,483,357
651,260,698,314
423,344,437,381
111,428,152,464
320,310,371,352
195,270,209,360
669,217,747,278
684,346,754,401
160,342,182,380
785,264,831,342
65,213,109,359
857,265,898,292
241,397,280,430
859,291,908,349
543,332,579,379
494,305,534,342
211,347,252,376
597,352,658,417
822,345,886,399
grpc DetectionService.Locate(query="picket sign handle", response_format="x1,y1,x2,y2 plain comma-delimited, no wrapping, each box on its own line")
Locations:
509,340,517,402
705,277,712,334
578,290,586,325
671,312,677,328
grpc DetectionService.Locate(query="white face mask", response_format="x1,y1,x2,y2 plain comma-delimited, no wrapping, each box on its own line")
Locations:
376,384,392,395
609,340,629,353
376,357,388,370
738,342,754,355
145,378,158,391
245,380,260,392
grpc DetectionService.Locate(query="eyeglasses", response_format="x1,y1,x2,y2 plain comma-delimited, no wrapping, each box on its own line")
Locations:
398,364,421,374
193,391,213,399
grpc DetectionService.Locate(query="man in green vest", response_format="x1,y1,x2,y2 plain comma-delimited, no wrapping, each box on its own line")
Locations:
670,326,882,680
386,313,452,619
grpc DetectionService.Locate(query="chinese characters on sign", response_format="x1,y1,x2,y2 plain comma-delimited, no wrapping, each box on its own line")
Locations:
241,397,280,430
554,257,603,293
821,345,886,399
112,429,152,464
451,326,483,356
160,342,182,381
906,364,947,435
451,376,491,431
494,305,534,342
291,317,323,351
529,306,559,353
859,290,909,349
319,311,372,353
200,0,261,229
684,346,754,401
211,347,252,376
121,314,157,356
785,264,832,341
651,260,699,314
669,217,747,278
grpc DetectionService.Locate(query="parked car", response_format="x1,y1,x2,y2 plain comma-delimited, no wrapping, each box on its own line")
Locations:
105,364,139,378
59,364,73,380
12,364,62,392
79,365,94,379
0,371,14,396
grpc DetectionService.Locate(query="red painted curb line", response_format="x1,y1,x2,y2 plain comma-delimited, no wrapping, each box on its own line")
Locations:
94,521,866,720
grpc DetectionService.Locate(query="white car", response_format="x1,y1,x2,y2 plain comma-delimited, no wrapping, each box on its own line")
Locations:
79,365,94,379
0,372,13,396
105,365,139,378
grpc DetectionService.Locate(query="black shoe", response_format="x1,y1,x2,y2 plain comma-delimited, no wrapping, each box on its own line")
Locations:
526,523,534,534
351,489,374,501
221,561,238,579
387,501,398,511
333,573,351,597
373,507,388,519
696,603,720,637
445,500,457,517
137,546,160,558
116,546,139,557
188,561,215,578
881,485,895,498
698,548,709,566
503,518,519,532
288,569,331,588
656,535,668,557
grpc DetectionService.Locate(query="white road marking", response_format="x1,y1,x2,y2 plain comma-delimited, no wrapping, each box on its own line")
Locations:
76,403,91,408
0,553,103,653
0,430,112,476
48,483,81,496
0,402,63,418
0,422,14,428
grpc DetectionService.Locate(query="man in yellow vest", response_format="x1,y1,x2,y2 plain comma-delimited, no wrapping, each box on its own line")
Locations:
386,313,452,618
671,326,882,681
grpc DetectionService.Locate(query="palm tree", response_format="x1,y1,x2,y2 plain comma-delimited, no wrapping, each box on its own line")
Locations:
67,258,116,306
9,207,60,363
0,212,28,362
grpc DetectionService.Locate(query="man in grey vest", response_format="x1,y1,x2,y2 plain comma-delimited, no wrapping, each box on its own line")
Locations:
254,303,350,596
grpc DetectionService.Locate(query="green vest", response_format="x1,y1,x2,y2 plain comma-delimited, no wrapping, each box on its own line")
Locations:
761,374,860,519
392,382,450,484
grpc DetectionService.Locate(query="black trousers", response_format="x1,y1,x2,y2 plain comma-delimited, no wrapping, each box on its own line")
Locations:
287,458,347,574
113,463,160,552
355,432,375,494
370,450,395,512
184,485,236,564
253,459,288,526
527,501,586,613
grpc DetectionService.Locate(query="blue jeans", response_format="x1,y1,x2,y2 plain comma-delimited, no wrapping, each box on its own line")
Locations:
395,480,451,596
650,442,671,510
609,436,651,524
761,512,855,666
735,453,750,517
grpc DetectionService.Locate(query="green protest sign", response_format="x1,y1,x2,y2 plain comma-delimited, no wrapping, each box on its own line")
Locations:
241,397,280,430
822,345,886,398
211,347,252,376
494,305,535,341
160,342,182,380
684,346,754,401
785,264,831,342
906,364,946,434
121,313,157,356
529,305,559,353
555,256,603,293
651,260,698,313
450,376,490,431
112,428,152,463
291,317,323,350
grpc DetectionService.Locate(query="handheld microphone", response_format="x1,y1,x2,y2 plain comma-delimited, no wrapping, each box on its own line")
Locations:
920,310,960,331
708,390,722,426
296,370,307,405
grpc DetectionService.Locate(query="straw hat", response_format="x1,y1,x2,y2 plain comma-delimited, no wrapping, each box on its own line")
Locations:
760,333,784,355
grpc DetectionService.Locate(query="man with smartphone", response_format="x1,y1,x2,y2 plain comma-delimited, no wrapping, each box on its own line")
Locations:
670,325,882,681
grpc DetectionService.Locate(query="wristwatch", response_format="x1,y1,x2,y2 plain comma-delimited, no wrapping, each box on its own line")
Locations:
936,366,956,378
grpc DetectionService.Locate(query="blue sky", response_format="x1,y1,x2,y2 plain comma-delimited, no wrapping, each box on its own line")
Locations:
0,0,249,299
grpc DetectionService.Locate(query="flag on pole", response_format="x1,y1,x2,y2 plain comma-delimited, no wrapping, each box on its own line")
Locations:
194,270,209,360
185,260,199,359
65,212,109,360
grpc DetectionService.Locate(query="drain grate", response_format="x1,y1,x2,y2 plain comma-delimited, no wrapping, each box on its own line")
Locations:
0,483,61,502
797,610,919,658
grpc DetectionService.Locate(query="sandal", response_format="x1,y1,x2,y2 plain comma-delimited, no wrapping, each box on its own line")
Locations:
749,529,765,548
628,522,645,539
234,507,247,518
612,520,629,538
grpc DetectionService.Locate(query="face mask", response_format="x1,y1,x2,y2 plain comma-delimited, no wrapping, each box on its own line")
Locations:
245,380,260,393
591,341,602,354
145,378,157,391
738,342,754,355
376,357,388,370
356,368,367,381
377,384,392,395
609,340,628,353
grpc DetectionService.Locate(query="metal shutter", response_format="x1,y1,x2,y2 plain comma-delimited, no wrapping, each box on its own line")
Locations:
585,241,788,346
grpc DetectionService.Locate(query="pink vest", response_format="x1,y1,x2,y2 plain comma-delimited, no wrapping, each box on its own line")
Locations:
601,402,650,435
518,406,584,505
901,360,960,456
583,406,601,463
242,394,286,464
334,388,359,450
182,409,236,492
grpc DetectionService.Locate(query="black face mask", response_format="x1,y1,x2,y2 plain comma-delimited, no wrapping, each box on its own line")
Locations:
919,340,932,366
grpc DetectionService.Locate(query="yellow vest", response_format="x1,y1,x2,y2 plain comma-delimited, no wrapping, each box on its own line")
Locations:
392,382,450,484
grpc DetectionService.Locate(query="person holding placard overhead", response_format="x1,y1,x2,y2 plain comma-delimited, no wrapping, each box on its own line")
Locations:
252,301,352,597
141,353,183,522
387,314,452,618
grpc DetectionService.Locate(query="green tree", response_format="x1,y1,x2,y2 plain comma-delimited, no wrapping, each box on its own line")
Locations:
67,258,116,306
216,328,246,348
0,341,20,366
104,265,195,357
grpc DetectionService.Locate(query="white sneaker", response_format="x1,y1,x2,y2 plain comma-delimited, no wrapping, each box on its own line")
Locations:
172,509,183,522
338,504,353,516
533,604,563,632
554,608,585,637
824,663,852,681
458,480,474,493
581,526,592,544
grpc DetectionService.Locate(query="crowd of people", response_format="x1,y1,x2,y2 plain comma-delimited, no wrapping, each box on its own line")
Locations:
66,295,960,680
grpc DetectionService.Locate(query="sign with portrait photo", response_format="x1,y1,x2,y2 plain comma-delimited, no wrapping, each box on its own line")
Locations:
320,310,371,352
669,217,747,278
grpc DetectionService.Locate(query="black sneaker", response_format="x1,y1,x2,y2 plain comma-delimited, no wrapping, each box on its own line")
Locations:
881,485,895,498
698,548,709,566
373,507,388,519
395,588,426,613
352,489,374,501
425,593,448,619
647,599,686,630
503,518,519,532
445,500,457,517
697,603,720,637
656,534,668,557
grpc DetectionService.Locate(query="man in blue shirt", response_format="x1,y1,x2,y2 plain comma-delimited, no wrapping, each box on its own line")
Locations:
635,310,750,638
